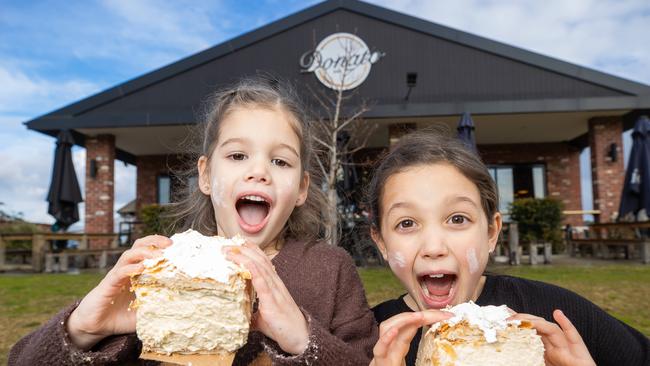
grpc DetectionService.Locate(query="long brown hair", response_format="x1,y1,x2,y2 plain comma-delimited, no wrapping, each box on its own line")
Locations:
170,76,328,244
365,126,499,231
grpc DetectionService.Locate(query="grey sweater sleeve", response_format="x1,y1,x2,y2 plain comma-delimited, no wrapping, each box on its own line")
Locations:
8,301,145,366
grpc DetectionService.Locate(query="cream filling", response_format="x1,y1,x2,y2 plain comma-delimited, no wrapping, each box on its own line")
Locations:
134,279,250,354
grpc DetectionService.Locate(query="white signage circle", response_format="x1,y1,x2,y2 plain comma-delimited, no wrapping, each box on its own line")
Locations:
300,33,383,91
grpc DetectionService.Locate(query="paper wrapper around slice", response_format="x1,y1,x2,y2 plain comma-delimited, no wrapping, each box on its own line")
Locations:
131,259,254,366
140,351,236,366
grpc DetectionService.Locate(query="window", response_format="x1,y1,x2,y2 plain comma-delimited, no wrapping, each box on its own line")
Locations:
157,175,171,204
488,164,546,221
157,174,199,204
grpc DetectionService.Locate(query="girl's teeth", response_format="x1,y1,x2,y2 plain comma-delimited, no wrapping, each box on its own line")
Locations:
243,195,265,202
429,274,444,279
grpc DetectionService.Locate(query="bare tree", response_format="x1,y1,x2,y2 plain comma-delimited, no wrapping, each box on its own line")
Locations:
306,42,376,245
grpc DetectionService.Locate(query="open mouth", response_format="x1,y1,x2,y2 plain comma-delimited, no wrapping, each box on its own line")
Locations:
417,273,457,309
235,194,271,234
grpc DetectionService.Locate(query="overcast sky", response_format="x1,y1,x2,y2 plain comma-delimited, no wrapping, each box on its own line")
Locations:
1,0,648,229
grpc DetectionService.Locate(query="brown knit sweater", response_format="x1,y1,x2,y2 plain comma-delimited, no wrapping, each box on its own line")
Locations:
8,239,378,365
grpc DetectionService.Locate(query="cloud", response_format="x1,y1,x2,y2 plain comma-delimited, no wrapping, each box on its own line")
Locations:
114,161,137,228
63,0,220,71
0,63,100,116
0,117,57,224
100,0,214,51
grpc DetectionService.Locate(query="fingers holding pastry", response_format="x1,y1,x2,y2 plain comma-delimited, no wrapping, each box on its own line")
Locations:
132,235,172,250
510,313,567,349
372,326,406,366
373,311,453,366
510,311,595,366
224,244,276,298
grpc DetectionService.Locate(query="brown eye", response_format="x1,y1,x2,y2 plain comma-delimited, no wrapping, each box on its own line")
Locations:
397,219,414,229
449,215,466,225
272,158,289,167
229,153,246,161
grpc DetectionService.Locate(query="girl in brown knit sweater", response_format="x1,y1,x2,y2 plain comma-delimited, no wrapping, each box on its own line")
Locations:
9,77,378,365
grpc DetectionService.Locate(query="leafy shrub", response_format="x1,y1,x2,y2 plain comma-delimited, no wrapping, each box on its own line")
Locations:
509,198,564,252
139,204,174,237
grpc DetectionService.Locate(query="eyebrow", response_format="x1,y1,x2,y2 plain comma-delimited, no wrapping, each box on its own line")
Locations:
386,196,479,216
385,202,414,216
446,195,480,208
219,137,248,148
278,143,300,158
219,138,300,158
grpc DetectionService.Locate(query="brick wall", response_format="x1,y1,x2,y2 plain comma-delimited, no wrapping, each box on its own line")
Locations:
84,135,115,249
135,154,188,214
588,116,625,222
479,142,583,226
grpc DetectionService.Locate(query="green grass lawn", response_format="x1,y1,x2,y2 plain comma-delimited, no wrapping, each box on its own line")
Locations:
2,264,649,364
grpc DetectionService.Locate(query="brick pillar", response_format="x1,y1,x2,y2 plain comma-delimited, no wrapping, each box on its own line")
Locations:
545,147,583,227
589,116,625,222
85,135,115,248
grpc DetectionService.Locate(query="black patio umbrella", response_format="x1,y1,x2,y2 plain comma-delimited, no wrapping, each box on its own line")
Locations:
47,130,83,230
618,115,650,221
457,112,477,153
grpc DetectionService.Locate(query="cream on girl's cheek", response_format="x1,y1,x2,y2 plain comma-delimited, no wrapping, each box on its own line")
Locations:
388,251,406,269
467,247,479,274
210,177,226,207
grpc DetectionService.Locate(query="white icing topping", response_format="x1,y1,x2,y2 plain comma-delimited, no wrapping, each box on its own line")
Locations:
437,301,519,343
143,229,245,283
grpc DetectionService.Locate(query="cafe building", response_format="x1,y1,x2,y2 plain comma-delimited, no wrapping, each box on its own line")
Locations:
26,0,650,246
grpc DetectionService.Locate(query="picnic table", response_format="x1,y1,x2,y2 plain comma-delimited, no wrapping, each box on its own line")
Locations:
567,221,650,264
0,232,123,272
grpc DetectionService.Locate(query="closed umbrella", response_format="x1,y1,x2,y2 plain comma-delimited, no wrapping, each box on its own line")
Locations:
457,112,477,153
618,115,650,221
47,130,83,230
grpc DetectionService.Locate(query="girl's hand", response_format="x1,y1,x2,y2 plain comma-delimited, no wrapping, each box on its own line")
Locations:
225,242,309,355
510,310,595,366
370,310,453,366
66,235,172,350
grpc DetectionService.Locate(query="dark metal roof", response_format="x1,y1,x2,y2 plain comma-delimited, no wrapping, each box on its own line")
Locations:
26,0,650,141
